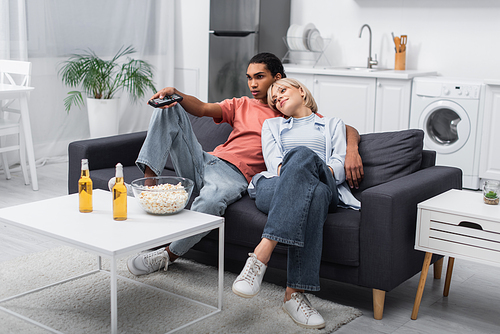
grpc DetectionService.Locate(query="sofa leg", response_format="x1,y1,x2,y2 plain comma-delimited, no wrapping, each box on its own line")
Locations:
434,257,444,279
372,289,386,320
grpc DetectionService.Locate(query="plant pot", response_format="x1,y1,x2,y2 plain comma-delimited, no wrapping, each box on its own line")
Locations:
483,180,500,205
86,98,120,138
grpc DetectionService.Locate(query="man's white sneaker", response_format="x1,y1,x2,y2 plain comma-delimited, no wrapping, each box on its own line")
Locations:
127,247,172,276
232,253,267,298
282,292,326,329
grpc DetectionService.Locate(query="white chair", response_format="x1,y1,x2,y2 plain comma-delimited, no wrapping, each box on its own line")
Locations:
0,60,32,187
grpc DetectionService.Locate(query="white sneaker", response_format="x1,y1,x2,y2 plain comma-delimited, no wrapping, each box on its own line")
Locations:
127,247,172,276
232,253,267,298
282,292,326,329
108,177,134,196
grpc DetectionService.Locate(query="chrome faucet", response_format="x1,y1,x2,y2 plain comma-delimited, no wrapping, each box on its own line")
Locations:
359,24,378,68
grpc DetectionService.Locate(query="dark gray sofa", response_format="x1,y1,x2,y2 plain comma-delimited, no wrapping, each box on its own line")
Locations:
68,114,462,319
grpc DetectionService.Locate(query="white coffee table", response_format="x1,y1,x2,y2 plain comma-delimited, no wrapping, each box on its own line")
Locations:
0,190,224,333
411,189,500,320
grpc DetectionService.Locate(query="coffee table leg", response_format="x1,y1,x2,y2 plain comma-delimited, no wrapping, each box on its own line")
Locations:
411,252,433,320
111,257,117,334
218,223,224,310
444,257,455,297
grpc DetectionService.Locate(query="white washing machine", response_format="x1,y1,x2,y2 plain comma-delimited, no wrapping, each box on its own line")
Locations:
410,77,484,189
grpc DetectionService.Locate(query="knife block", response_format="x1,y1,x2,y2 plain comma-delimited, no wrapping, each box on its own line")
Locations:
395,51,406,70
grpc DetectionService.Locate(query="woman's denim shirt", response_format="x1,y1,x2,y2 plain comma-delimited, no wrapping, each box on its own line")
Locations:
249,114,361,210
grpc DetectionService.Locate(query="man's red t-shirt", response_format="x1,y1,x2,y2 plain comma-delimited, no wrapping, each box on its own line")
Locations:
210,96,282,183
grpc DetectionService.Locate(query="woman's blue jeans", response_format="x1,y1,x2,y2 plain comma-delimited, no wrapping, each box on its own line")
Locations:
136,105,248,256
254,147,339,291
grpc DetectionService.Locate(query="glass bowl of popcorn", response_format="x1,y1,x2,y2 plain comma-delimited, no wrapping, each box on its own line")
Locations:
131,176,194,215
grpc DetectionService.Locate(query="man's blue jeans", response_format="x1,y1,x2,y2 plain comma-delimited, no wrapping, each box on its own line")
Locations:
136,105,248,256
254,147,339,291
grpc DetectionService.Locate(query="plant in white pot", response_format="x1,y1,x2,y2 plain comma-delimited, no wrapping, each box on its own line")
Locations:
58,45,156,138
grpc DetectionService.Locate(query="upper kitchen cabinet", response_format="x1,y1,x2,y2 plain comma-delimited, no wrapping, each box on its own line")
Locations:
479,82,500,182
284,66,436,134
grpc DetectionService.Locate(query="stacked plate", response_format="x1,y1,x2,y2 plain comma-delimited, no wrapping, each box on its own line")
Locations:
286,23,324,52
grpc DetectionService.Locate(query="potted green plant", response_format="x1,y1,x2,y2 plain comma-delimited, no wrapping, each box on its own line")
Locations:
58,45,156,138
483,180,499,205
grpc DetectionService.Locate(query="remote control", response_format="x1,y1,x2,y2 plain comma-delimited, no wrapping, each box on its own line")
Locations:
148,93,183,108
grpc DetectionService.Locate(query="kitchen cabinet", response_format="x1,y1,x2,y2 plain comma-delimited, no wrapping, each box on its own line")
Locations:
479,82,500,182
289,73,314,94
375,79,412,132
313,75,376,133
284,66,436,134
291,73,407,134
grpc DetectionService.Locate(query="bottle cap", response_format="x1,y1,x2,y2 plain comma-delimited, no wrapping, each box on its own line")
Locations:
115,163,123,178
81,159,89,170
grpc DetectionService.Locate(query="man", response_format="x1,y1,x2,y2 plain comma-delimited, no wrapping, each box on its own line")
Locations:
125,53,364,276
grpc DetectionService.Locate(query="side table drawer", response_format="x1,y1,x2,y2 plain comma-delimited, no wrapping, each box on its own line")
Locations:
418,210,500,264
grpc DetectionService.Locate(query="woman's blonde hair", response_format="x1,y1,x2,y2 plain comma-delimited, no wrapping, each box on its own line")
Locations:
267,78,318,113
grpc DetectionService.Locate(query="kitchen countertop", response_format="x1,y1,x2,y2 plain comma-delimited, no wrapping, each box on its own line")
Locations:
484,79,500,85
284,64,437,80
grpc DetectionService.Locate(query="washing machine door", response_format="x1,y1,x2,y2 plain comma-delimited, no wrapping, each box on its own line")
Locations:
419,100,470,154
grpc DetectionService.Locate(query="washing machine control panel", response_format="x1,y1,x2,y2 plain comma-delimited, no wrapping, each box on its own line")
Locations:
442,84,480,99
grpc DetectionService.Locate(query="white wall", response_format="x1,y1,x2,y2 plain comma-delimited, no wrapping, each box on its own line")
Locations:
23,0,500,163
19,0,180,163
290,0,500,80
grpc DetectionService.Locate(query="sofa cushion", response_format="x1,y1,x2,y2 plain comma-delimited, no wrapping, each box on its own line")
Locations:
221,195,269,249
352,129,424,196
321,208,361,266
164,114,233,170
203,194,361,267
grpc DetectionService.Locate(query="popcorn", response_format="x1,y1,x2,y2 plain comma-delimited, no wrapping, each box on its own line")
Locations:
136,182,189,214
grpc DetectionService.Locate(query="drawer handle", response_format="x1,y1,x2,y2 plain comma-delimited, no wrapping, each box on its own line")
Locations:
458,221,483,230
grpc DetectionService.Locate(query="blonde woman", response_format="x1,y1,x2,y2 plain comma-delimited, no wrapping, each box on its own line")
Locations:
232,78,360,329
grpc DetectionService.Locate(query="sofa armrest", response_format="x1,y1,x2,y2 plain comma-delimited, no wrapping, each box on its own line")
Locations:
421,150,436,169
358,165,462,291
68,131,147,194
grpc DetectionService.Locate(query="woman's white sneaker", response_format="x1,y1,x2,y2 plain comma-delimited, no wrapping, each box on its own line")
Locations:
232,253,267,298
282,292,326,329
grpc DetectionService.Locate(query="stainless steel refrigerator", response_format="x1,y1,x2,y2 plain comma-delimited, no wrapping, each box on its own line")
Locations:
208,0,290,102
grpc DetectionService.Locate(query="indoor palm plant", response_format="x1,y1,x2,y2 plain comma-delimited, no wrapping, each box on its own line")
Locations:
58,45,156,137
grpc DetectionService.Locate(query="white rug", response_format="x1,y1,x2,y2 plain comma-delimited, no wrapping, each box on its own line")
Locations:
0,247,362,333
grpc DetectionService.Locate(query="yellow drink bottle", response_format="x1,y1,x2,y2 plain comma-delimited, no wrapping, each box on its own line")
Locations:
112,163,127,221
78,159,93,213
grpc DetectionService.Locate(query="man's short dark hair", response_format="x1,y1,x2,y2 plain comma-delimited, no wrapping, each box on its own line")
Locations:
248,52,286,78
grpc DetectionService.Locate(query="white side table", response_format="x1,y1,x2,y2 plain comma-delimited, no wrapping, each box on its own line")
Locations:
411,189,500,320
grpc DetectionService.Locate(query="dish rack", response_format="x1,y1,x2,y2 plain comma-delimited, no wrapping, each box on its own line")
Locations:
281,37,331,67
